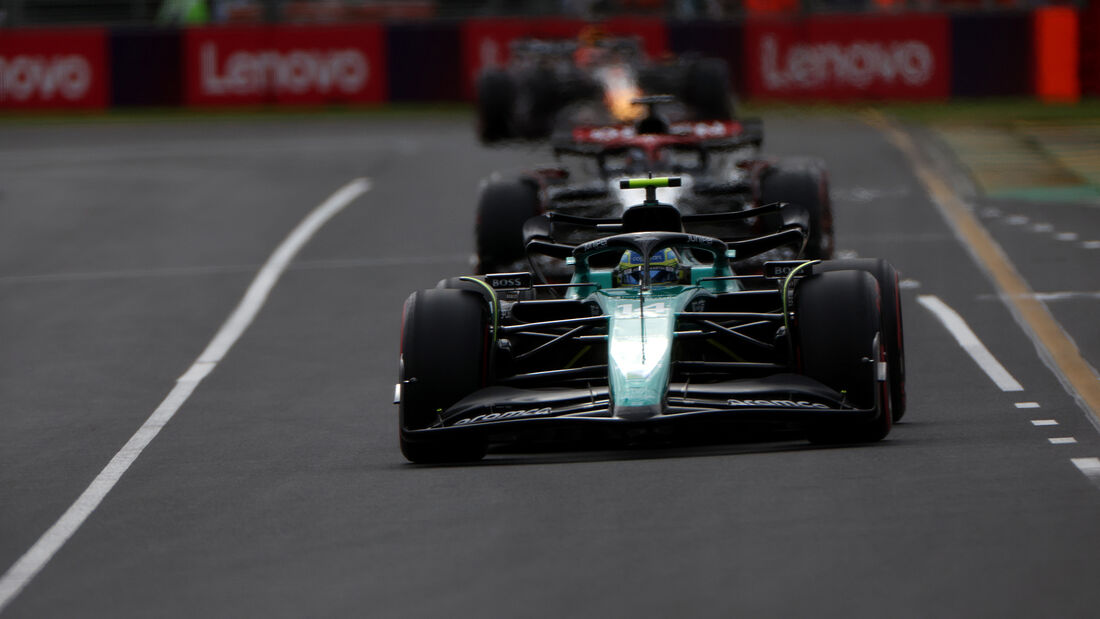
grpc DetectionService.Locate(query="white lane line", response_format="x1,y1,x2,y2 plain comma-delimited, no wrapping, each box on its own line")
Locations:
1055,232,1078,242
1083,240,1100,250
1073,458,1100,482
1016,402,1041,408
917,295,1025,392
0,177,371,614
1049,437,1078,445
1032,419,1059,426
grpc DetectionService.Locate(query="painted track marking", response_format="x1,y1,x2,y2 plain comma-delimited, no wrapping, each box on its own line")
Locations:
1031,420,1059,426
1016,402,1041,409
0,177,371,614
1074,457,1100,480
917,295,1024,392
1049,437,1078,445
869,111,1100,429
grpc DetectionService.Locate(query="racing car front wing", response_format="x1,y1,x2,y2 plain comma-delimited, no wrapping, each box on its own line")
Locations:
401,373,882,442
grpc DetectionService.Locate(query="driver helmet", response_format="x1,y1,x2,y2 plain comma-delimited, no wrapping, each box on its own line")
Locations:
614,247,689,287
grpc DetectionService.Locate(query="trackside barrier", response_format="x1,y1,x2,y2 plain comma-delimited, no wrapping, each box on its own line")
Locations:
742,14,951,101
949,12,1031,97
1082,3,1100,96
387,21,462,101
0,11,1093,110
0,28,109,110
182,24,387,106
1033,6,1080,102
110,29,183,107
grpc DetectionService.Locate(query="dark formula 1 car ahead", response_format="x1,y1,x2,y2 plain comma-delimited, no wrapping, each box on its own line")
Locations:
396,178,904,463
476,98,834,275
477,36,733,143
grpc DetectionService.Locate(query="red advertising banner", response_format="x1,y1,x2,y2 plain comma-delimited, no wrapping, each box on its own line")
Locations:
461,17,668,100
0,29,108,109
743,15,950,100
184,25,386,106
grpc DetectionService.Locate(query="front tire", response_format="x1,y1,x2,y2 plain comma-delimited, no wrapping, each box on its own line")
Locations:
399,289,490,463
795,270,891,444
816,258,906,421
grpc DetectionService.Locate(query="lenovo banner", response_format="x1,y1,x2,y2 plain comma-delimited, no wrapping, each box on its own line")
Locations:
184,25,386,106
744,15,950,100
0,29,108,109
461,18,668,99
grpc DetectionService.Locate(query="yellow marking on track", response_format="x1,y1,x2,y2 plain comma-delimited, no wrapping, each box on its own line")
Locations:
864,109,1100,425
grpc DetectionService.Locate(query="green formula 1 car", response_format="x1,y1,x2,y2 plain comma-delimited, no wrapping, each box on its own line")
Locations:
396,177,905,463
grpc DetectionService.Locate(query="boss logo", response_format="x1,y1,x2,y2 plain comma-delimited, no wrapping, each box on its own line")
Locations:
486,272,532,289
763,261,813,279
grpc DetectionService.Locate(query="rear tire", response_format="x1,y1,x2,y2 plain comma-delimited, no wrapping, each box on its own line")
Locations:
399,289,489,463
816,258,906,421
759,158,834,260
477,70,514,143
684,58,734,120
795,270,891,444
476,179,541,274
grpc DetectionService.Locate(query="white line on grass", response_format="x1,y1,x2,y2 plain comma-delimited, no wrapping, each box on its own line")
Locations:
917,294,1024,392
0,177,372,614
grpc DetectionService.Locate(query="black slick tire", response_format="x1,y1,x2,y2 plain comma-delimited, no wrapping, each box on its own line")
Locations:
477,70,514,143
476,179,541,274
795,270,891,444
816,258,906,421
684,58,734,120
759,158,835,260
399,289,489,463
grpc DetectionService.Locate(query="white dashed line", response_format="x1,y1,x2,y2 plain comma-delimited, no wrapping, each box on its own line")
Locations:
1032,419,1059,426
1016,402,1041,409
0,177,372,614
1006,215,1029,225
1083,240,1100,249
899,279,922,289
1055,232,1079,242
1032,222,1054,232
1073,457,1100,479
917,295,1025,392
1049,437,1078,445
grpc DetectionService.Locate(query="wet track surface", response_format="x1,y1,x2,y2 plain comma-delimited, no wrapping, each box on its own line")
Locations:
2,113,1099,617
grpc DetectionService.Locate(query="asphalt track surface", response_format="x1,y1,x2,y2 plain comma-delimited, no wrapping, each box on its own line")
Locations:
2,113,1099,618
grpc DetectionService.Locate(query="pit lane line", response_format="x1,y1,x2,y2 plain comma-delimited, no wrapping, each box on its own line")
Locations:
0,177,372,615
